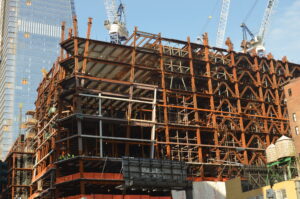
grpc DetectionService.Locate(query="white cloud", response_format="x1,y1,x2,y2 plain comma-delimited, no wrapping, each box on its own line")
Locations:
266,1,300,63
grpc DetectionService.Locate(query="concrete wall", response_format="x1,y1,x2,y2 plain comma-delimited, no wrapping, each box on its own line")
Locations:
226,177,299,199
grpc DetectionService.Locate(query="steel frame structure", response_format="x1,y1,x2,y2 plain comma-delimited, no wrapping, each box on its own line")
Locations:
3,130,35,199
27,17,300,198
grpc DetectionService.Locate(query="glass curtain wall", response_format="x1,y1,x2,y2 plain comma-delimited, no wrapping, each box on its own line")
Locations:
0,0,75,159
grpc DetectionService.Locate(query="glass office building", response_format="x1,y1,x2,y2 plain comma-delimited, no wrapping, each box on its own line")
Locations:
0,0,75,159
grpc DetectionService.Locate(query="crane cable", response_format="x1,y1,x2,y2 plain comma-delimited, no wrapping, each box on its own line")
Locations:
200,0,219,34
242,0,259,23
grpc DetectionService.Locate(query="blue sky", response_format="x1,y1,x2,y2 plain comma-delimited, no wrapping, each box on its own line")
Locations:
74,0,299,63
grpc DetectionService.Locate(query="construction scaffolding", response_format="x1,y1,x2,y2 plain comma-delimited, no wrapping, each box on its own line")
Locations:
24,17,300,198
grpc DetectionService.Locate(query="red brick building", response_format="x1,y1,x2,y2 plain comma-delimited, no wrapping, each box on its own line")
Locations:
285,78,300,154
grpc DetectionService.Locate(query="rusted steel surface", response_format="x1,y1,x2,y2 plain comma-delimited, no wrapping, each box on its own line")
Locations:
4,134,34,198
27,17,300,198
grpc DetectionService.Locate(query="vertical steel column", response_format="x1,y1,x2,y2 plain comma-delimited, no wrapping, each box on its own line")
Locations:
226,39,249,165
82,18,93,74
203,33,220,162
12,154,15,199
150,88,157,158
158,34,171,157
72,17,82,114
79,160,85,194
77,118,83,155
99,93,103,158
187,37,203,164
254,55,270,145
269,55,283,134
67,27,73,58
125,27,137,155
57,20,65,169
60,21,66,61
59,21,65,98
72,16,79,73
282,57,291,131
68,28,73,39
282,56,291,80
269,55,282,117
55,163,61,198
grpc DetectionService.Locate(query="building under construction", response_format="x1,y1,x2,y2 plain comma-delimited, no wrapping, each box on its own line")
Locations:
2,16,300,198
1,111,36,199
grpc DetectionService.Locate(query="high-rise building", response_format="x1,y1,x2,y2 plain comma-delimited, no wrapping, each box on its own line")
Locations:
0,0,75,159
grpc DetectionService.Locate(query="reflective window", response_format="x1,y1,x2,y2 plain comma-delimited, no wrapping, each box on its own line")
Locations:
0,0,75,159
24,32,30,38
26,0,32,6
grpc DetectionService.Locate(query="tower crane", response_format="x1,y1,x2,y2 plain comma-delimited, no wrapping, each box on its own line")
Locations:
103,0,129,44
241,0,278,55
216,0,231,48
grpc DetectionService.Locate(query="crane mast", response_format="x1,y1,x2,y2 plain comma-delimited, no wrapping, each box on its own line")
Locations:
258,0,277,45
241,0,278,54
216,0,231,48
103,0,129,44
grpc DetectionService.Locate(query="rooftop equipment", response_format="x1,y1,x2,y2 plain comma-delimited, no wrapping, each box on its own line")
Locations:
275,135,296,159
266,144,278,163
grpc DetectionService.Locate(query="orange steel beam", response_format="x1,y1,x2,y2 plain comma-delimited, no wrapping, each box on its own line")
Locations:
187,37,203,166
81,17,93,74
56,173,123,184
28,23,300,198
158,33,171,157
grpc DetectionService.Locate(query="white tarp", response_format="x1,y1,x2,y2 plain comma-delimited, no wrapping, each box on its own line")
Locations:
171,190,187,199
192,181,226,199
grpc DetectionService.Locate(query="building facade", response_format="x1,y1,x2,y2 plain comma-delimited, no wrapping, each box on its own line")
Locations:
0,0,75,159
226,177,300,199
285,77,300,154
